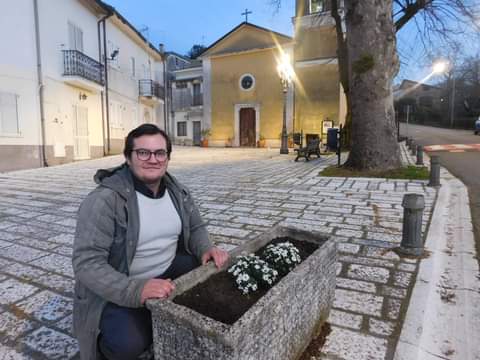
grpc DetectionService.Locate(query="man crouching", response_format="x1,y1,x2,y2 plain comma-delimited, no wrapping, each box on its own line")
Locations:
72,124,228,360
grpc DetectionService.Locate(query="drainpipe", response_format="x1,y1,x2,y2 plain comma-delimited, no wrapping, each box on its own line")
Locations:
97,13,111,156
163,55,168,133
101,14,113,154
33,0,48,167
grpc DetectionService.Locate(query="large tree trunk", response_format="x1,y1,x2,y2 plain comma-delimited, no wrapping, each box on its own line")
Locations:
343,0,402,171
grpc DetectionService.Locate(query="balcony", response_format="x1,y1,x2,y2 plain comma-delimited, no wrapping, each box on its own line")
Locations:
172,89,203,111
62,50,104,92
139,79,165,106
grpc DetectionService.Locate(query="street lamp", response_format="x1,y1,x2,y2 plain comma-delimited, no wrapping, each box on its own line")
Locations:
432,60,456,128
277,53,293,155
432,60,448,75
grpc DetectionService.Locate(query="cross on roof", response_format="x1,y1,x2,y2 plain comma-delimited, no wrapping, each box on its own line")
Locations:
241,8,252,22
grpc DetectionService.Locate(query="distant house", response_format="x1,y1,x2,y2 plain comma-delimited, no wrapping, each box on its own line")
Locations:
0,0,165,172
162,53,205,146
393,80,445,124
164,52,195,136
171,61,204,146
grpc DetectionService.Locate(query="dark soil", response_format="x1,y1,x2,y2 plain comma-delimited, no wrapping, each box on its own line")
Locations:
173,237,318,325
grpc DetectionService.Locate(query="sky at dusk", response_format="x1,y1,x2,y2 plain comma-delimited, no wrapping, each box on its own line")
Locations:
106,0,478,84
107,0,295,54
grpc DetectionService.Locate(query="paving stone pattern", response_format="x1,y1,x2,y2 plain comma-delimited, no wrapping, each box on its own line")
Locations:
0,146,436,359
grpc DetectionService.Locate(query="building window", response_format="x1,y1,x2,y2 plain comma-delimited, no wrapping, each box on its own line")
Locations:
109,101,126,128
130,57,136,77
239,74,255,91
177,121,187,136
310,0,326,14
0,92,20,134
68,22,84,52
419,96,433,108
176,81,188,89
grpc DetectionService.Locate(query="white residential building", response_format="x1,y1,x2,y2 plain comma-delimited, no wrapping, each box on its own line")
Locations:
0,0,165,172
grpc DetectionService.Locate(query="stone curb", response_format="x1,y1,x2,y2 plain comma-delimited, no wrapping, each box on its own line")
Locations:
394,167,480,360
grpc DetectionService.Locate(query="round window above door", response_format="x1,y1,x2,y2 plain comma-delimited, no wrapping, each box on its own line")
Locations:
239,74,255,91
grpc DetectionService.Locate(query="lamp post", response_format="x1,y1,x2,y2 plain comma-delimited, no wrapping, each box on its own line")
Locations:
277,53,293,155
449,76,456,128
433,60,455,128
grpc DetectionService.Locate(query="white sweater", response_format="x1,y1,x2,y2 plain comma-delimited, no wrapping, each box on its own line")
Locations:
129,190,182,279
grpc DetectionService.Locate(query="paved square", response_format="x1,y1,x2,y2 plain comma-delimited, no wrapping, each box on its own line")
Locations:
0,146,436,359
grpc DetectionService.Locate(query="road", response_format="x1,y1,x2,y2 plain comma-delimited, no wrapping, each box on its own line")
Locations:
400,123,480,257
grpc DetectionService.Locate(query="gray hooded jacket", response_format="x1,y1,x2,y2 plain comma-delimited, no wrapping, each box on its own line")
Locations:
72,164,212,360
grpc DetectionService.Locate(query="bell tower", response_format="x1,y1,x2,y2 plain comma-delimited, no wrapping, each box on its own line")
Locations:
293,0,344,141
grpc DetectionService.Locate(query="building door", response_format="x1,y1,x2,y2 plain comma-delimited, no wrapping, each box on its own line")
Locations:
193,121,201,146
239,107,255,147
73,105,90,159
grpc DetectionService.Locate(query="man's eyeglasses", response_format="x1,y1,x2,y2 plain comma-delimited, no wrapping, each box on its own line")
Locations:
132,148,168,161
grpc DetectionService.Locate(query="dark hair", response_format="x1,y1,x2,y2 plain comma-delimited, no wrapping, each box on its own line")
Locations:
123,123,172,159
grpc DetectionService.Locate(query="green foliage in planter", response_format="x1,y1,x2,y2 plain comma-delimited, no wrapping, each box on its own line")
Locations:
201,128,211,139
228,255,278,295
261,242,302,277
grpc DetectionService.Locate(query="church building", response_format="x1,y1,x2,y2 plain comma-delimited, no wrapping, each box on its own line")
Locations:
171,0,345,147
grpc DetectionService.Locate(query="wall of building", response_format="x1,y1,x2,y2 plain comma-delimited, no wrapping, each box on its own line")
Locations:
210,48,293,146
295,26,337,61
105,18,164,152
0,0,43,170
294,11,341,141
294,63,340,136
0,0,166,171
0,0,105,171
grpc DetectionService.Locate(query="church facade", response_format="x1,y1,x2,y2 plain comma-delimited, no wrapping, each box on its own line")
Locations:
199,23,294,148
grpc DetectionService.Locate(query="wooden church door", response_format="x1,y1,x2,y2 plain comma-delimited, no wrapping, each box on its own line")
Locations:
239,107,256,147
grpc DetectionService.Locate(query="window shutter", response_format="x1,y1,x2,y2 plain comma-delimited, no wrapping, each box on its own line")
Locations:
68,22,76,50
76,27,84,52
0,92,19,134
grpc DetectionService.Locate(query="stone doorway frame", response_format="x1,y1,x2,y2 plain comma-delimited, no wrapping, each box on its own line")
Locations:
234,103,260,147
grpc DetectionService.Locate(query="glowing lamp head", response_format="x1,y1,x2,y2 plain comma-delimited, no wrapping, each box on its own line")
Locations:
432,61,449,74
277,53,294,83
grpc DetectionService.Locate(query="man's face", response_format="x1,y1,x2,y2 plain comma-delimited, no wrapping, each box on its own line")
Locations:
126,134,169,185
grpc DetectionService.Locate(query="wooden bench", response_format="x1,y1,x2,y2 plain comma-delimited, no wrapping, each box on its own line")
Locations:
294,138,321,162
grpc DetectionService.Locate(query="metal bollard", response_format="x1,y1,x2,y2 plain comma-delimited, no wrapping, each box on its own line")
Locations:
400,194,425,256
411,141,417,156
416,145,424,165
428,155,441,187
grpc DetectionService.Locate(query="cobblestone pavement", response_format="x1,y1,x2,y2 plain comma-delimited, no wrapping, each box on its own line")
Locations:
0,146,436,359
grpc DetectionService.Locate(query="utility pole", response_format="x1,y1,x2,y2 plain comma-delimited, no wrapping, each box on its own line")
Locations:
449,76,456,128
405,104,410,138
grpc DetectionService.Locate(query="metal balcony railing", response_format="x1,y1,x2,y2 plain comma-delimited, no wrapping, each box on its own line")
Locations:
139,79,165,100
62,50,104,85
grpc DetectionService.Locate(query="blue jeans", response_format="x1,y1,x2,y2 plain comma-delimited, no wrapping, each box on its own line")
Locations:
98,252,199,360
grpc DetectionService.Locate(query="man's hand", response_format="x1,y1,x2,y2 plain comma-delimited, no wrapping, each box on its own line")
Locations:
201,247,229,268
140,278,175,304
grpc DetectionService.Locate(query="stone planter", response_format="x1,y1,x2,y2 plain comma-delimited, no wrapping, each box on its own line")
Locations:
147,226,336,360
